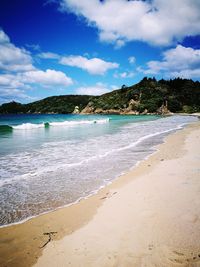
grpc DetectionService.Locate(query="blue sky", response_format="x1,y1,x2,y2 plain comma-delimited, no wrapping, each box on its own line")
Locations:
0,0,200,103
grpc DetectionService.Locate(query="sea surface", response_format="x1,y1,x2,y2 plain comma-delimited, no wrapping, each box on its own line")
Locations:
0,114,198,226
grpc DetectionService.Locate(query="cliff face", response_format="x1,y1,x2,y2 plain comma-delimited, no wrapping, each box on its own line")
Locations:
80,102,95,114
80,102,171,115
81,99,141,115
0,78,199,114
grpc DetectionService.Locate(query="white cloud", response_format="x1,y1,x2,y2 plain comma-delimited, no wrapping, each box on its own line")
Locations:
76,82,113,95
0,88,34,103
38,52,119,75
170,69,200,79
128,56,136,64
0,30,34,72
0,74,35,103
139,45,200,78
115,39,125,49
38,52,60,59
114,71,135,79
0,29,10,43
0,74,24,88
0,30,74,103
0,69,73,103
0,69,73,89
22,69,73,87
0,70,73,103
60,0,200,46
60,55,119,75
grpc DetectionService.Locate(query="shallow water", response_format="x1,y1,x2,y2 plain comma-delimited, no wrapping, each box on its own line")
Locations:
0,114,197,226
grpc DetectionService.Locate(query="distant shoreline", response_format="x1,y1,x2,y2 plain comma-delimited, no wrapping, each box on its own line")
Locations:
1,78,200,115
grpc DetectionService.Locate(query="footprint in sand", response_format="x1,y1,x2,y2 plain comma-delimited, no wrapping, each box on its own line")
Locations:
143,246,200,266
168,250,200,265
100,192,117,200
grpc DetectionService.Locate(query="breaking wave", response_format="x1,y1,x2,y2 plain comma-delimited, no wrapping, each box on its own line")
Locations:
0,118,109,132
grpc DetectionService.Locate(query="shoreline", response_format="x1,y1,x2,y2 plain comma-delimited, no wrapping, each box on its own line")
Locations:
0,120,200,267
0,120,187,229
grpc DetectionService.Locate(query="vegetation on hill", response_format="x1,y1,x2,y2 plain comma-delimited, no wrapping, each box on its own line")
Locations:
0,95,91,114
25,95,91,114
0,78,199,114
0,101,25,114
82,77,200,114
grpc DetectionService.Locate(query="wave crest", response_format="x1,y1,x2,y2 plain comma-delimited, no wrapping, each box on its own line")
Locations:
0,118,110,131
12,123,45,130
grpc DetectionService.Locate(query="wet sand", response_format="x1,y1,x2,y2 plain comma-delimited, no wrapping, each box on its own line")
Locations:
1,121,200,267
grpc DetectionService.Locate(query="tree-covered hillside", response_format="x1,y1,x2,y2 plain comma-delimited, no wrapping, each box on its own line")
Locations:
25,95,91,114
83,77,200,114
0,95,91,114
0,78,199,114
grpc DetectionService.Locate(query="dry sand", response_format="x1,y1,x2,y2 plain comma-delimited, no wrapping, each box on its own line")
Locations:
34,121,200,267
1,121,200,267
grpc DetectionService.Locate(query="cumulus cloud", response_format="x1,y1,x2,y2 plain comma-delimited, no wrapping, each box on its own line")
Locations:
76,82,114,95
0,88,34,103
0,73,34,102
140,45,200,78
0,74,25,89
60,55,119,75
0,69,73,93
170,69,200,79
0,29,34,72
0,30,74,102
39,52,119,75
22,69,73,86
0,69,73,103
0,29,10,43
60,0,200,46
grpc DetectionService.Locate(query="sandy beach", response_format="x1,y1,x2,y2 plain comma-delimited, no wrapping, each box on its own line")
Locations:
1,120,200,267
1,0,200,265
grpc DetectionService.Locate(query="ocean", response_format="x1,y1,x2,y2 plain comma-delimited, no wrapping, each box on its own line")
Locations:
0,114,198,226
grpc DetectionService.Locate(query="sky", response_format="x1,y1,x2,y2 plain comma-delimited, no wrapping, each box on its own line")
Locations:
0,0,200,104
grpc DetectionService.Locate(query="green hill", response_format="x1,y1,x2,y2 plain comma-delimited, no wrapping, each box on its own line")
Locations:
25,95,91,114
0,78,199,114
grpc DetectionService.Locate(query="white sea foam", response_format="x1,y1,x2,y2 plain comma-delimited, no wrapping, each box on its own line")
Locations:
12,123,45,130
11,118,109,130
49,118,109,126
0,122,184,188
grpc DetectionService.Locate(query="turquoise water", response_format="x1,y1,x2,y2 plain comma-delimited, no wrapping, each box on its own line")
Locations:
0,114,159,155
0,114,197,226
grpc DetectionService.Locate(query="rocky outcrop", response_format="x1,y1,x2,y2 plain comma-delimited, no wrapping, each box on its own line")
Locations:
81,103,121,115
157,104,172,115
123,110,139,115
81,105,122,115
95,109,121,114
121,99,140,114
127,99,139,111
72,106,80,114
80,102,95,114
141,109,148,115
80,100,170,115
